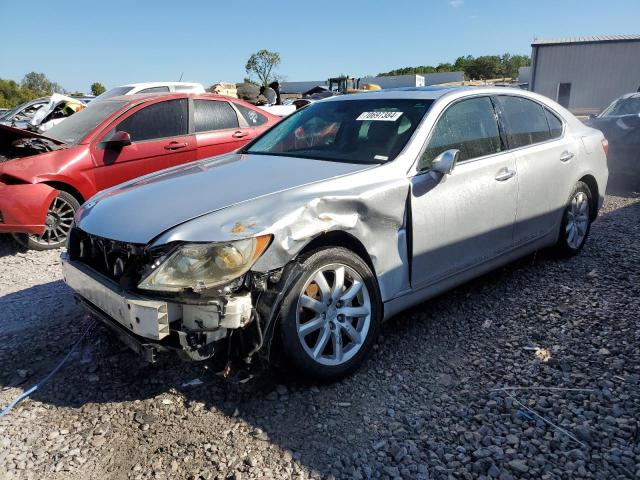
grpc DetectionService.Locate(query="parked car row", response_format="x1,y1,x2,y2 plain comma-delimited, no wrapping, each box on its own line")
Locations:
0,92,279,249
585,92,640,190
54,86,609,380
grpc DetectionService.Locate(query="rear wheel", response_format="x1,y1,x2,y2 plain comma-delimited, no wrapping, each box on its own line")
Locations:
277,247,382,382
553,181,593,257
12,191,79,251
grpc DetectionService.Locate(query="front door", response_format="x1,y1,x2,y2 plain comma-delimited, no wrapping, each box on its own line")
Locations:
91,98,195,190
410,96,518,289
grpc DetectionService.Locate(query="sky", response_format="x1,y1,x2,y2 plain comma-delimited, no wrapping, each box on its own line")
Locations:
1,0,639,93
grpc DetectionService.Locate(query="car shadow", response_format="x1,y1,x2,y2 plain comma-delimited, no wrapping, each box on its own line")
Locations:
0,233,28,258
0,199,638,478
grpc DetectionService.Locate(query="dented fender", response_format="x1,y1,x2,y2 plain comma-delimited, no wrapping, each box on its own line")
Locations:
151,165,412,302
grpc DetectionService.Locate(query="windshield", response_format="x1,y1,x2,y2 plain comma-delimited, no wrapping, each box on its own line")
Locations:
599,96,640,117
92,86,134,102
245,98,432,164
45,100,128,144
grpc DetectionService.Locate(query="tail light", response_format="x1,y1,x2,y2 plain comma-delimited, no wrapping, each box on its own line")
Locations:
601,138,609,157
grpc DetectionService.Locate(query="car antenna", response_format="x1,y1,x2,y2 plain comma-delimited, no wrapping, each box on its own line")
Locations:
178,72,184,81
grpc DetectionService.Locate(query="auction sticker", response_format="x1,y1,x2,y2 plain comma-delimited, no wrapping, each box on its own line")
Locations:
356,111,403,121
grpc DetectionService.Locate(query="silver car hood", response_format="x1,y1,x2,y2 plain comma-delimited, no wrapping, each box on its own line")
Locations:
75,153,372,244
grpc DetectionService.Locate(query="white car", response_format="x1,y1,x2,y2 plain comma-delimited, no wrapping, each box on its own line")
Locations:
93,82,205,101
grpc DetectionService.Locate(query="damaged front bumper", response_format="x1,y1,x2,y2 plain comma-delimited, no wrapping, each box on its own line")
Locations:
0,182,57,234
61,254,255,362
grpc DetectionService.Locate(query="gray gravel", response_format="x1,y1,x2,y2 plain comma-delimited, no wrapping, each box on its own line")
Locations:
1,193,639,480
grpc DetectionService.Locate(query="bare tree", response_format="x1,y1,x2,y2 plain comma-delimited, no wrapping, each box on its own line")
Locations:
245,50,281,86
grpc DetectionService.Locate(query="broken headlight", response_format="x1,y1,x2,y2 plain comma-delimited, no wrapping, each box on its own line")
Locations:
138,235,271,292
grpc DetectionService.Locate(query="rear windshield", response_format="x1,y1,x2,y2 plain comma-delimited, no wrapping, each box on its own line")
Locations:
46,100,128,145
599,96,640,117
92,86,134,102
245,98,432,164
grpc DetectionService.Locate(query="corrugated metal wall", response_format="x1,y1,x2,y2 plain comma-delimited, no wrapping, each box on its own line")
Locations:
531,41,640,112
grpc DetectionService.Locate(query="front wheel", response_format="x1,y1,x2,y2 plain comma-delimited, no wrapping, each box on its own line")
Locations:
553,181,593,257
277,247,382,382
12,191,80,251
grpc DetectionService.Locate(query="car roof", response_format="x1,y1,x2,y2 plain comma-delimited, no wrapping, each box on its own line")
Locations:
318,85,550,102
98,92,241,105
120,82,203,88
618,92,640,100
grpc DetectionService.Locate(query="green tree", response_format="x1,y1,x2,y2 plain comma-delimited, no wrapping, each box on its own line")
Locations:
245,49,281,86
0,79,34,108
91,82,106,96
21,72,55,96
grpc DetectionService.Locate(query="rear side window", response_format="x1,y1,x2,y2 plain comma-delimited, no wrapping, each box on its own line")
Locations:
497,96,551,148
115,99,188,142
138,86,170,94
421,96,502,168
544,109,563,139
194,100,239,132
235,103,268,126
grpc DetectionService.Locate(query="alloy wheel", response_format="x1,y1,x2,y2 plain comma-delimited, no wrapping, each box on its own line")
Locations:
29,195,76,247
565,191,589,249
296,263,372,366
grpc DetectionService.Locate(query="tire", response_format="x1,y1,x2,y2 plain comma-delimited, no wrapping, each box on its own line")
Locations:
552,181,593,257
277,247,382,382
12,191,80,251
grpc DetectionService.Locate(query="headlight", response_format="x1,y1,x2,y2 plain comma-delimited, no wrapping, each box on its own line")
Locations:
138,235,271,292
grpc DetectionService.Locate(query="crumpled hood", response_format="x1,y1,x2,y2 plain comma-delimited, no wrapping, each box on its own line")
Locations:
76,153,373,244
0,123,64,145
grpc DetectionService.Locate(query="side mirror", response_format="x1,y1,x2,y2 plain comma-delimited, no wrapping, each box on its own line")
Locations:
431,149,460,175
588,113,597,119
104,131,131,149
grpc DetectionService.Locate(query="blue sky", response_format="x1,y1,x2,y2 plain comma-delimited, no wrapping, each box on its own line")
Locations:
1,0,639,93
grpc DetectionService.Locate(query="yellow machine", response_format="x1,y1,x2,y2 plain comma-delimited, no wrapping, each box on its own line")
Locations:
327,76,381,94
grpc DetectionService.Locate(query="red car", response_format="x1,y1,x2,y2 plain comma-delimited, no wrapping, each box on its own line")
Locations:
0,93,279,249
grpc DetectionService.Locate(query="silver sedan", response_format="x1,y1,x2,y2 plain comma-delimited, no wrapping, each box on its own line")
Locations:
62,87,609,381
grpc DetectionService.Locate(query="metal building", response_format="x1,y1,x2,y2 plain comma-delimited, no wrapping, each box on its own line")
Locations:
359,72,465,89
530,35,640,114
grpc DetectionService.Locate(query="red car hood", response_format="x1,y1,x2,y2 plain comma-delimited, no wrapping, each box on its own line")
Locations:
0,123,64,145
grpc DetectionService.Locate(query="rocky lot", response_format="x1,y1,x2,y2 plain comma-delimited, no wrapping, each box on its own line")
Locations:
0,193,638,480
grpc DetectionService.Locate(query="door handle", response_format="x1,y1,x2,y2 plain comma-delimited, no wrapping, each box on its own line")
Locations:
232,131,248,139
495,168,516,182
560,151,574,162
164,141,188,150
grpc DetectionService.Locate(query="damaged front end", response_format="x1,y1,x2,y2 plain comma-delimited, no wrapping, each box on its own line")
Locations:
0,123,63,163
62,228,283,369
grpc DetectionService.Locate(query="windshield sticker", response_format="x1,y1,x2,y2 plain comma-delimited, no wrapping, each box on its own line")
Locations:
356,111,403,122
374,155,389,161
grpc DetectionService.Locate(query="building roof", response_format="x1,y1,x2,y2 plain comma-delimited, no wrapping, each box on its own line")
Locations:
532,35,640,46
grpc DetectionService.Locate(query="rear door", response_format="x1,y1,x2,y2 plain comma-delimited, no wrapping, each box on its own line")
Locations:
91,98,195,190
190,99,255,161
495,95,579,246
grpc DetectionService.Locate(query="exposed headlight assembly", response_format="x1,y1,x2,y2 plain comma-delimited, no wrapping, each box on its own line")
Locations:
138,235,271,292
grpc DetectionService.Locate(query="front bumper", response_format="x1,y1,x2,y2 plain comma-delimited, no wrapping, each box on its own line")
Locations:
0,182,57,234
61,254,253,361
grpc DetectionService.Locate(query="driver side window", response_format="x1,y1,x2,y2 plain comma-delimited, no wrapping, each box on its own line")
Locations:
111,99,188,143
419,96,502,170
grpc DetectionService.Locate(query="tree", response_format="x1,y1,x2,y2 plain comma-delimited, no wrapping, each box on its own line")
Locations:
21,72,55,96
245,49,281,86
91,82,106,96
378,53,530,80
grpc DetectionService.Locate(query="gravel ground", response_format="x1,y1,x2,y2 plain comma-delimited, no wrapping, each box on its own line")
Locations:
0,193,638,480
